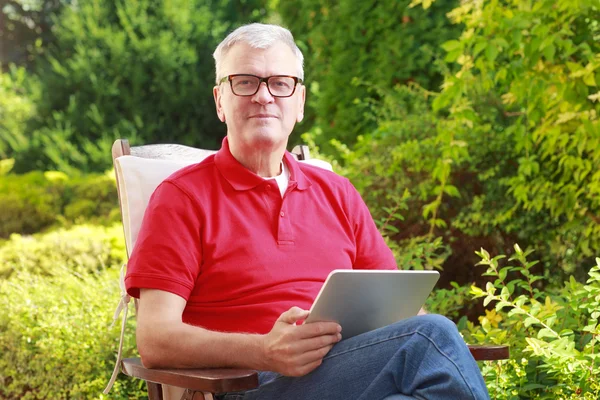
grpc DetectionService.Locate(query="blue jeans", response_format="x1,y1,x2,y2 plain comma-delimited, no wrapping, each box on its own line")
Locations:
219,314,490,400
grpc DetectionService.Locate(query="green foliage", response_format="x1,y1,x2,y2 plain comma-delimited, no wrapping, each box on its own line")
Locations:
0,159,15,175
0,65,40,160
0,170,120,238
7,0,271,173
0,246,140,399
327,0,599,285
63,172,122,223
329,85,444,227
429,0,600,276
425,281,472,320
463,245,600,399
378,203,452,272
0,223,126,279
0,171,64,238
279,0,461,150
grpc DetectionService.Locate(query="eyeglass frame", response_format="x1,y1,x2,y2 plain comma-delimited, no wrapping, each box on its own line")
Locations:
218,74,304,98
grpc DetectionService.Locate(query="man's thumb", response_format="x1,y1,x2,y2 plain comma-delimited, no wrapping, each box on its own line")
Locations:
278,306,309,324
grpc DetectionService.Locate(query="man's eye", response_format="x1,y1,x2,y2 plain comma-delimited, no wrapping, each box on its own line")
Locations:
238,80,252,85
272,80,291,88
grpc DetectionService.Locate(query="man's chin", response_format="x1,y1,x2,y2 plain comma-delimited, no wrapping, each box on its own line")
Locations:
247,130,288,149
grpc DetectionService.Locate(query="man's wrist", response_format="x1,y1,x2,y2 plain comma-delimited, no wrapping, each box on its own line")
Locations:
241,333,268,371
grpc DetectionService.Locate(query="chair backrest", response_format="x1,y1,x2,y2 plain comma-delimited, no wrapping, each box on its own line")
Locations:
111,139,332,256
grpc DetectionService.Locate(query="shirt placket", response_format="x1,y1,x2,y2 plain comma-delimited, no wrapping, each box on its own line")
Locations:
261,180,295,246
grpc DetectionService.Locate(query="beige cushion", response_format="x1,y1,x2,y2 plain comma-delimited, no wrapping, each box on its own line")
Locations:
114,154,333,256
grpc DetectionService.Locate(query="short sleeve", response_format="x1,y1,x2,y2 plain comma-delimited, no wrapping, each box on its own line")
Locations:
344,180,397,270
125,181,203,300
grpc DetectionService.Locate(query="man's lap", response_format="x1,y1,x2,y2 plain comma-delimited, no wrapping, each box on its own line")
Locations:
219,314,489,400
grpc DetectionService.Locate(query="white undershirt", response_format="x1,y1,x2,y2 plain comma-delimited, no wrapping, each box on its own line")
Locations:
262,160,290,197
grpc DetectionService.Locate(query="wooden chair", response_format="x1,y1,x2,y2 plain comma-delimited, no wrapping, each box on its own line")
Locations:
107,139,509,400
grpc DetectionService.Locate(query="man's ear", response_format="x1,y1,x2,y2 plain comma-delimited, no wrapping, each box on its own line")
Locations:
213,86,226,123
296,84,306,123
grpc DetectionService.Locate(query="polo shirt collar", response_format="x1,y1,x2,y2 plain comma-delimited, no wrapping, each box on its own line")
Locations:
214,137,312,191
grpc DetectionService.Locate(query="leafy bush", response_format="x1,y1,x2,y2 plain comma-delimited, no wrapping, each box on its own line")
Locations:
279,0,460,150
0,224,126,279
425,281,473,321
463,246,600,399
0,171,64,238
10,0,271,173
316,0,599,288
0,170,120,238
0,266,140,399
0,65,40,161
63,172,122,224
423,0,599,278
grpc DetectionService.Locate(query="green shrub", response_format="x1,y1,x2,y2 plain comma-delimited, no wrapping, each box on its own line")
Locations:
464,246,600,399
0,65,40,162
423,0,600,278
0,224,126,279
279,0,460,150
13,0,271,173
0,171,64,237
62,171,121,224
0,222,135,398
0,267,141,399
314,0,599,288
0,170,120,238
425,282,473,321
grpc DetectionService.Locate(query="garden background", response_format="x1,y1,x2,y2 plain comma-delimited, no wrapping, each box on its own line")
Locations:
1,0,599,398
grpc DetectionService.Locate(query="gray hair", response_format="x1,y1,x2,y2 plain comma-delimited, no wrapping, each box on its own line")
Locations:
213,23,304,83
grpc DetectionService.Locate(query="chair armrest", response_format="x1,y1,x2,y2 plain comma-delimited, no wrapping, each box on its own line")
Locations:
121,358,259,393
468,345,509,361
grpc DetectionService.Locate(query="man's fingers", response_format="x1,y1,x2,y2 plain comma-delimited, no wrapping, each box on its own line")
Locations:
296,321,342,339
295,343,335,366
283,343,335,376
287,359,323,377
277,306,310,325
294,333,341,354
266,308,342,377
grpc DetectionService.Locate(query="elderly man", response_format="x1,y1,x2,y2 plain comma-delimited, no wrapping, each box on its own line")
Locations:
125,23,490,400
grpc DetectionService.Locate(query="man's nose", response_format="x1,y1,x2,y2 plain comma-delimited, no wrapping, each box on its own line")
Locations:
252,82,274,104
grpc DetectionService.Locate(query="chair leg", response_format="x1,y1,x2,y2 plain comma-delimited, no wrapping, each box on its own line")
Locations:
147,382,164,400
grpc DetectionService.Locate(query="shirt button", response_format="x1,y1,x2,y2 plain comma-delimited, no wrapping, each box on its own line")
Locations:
266,185,271,190
280,211,285,217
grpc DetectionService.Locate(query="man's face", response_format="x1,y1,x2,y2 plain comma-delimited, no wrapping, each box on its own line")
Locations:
213,42,305,151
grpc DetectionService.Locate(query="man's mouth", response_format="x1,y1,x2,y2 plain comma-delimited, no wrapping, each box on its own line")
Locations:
249,114,278,119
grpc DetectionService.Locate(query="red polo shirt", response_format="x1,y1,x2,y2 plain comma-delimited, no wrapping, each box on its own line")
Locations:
125,138,396,334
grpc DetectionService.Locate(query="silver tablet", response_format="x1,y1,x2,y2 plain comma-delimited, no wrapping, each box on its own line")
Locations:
304,269,440,339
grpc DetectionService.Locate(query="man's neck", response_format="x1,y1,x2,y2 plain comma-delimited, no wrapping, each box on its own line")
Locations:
228,139,286,178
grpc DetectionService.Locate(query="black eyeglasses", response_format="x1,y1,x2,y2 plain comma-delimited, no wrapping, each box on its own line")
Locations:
218,74,303,98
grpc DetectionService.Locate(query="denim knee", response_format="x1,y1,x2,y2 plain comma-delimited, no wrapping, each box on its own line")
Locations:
411,314,462,342
417,313,457,329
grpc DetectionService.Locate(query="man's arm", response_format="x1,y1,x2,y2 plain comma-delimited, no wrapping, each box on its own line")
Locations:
136,289,342,377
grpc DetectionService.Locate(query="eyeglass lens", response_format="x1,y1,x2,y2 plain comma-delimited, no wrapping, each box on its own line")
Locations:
231,75,296,97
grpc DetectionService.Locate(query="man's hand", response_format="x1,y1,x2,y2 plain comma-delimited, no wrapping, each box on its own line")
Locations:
260,306,342,377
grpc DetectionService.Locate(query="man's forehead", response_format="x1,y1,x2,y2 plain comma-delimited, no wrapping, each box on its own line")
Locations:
221,42,299,75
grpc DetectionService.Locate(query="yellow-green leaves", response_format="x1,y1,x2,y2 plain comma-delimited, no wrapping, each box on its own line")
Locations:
589,91,600,102
467,246,600,398
0,159,14,176
408,0,436,10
